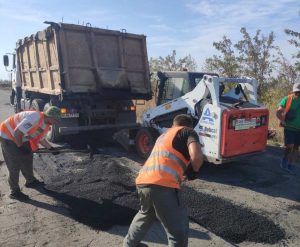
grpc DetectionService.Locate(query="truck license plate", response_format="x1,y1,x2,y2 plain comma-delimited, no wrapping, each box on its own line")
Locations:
61,113,79,118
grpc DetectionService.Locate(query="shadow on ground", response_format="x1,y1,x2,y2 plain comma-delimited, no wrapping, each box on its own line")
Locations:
26,187,210,246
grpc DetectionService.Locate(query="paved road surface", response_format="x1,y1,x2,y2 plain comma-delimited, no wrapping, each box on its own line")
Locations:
0,87,299,247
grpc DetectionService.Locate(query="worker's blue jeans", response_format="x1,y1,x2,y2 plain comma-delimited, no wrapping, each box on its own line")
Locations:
123,184,189,247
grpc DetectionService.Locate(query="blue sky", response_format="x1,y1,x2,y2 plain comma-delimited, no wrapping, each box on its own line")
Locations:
0,0,299,79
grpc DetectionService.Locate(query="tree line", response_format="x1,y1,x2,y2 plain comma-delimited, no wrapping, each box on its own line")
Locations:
149,20,299,101
148,16,299,143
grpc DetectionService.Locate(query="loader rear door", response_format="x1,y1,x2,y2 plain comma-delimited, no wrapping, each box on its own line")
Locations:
220,108,269,157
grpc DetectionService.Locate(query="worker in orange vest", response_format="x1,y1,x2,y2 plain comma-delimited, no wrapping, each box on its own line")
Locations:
123,114,203,247
276,82,300,175
0,106,61,201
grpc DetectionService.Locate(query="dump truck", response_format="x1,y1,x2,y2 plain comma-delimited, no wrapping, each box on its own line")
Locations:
134,71,269,164
3,22,151,142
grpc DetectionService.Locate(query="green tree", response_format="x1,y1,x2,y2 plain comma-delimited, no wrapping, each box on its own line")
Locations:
235,28,277,93
285,18,300,71
149,50,197,72
203,28,278,96
203,36,240,77
274,48,298,86
149,50,197,91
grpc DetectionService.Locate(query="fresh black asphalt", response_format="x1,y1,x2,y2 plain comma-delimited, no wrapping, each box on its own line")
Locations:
34,149,285,244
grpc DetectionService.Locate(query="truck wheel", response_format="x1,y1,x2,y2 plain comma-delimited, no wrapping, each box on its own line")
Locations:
30,99,45,111
135,128,159,159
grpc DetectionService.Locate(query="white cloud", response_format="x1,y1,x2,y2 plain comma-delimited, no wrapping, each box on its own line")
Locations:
149,24,175,31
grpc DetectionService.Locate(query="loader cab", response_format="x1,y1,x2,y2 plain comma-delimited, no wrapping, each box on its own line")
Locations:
156,71,218,105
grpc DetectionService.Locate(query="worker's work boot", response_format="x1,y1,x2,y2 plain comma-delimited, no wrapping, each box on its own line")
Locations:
280,158,288,170
9,190,29,201
25,179,45,188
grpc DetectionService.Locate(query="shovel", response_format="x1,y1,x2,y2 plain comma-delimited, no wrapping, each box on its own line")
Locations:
35,145,95,159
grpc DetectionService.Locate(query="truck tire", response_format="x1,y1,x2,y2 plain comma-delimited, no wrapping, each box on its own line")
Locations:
31,99,45,111
135,128,159,159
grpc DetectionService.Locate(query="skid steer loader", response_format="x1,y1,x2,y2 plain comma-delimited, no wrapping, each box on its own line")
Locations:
135,71,269,164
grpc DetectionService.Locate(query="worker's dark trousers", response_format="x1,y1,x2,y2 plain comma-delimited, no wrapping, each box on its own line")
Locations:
0,139,35,193
123,185,189,247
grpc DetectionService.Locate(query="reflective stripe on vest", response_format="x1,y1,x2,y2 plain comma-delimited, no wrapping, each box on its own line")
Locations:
0,111,49,150
28,115,49,151
0,114,22,141
136,126,190,189
140,164,181,182
148,150,187,174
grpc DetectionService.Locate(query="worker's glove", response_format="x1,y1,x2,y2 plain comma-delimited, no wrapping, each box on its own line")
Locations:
184,164,199,181
18,145,32,154
49,147,60,155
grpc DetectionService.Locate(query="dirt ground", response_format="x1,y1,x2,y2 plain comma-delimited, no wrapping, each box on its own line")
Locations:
0,88,300,247
0,149,234,247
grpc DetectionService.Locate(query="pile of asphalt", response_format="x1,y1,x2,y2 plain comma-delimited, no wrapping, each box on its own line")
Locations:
40,154,139,230
35,152,285,244
181,186,285,244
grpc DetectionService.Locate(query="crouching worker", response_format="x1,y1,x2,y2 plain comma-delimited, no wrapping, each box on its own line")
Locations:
0,106,61,201
123,114,204,247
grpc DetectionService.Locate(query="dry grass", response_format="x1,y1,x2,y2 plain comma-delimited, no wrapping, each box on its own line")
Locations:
262,85,291,146
135,98,156,122
268,106,284,146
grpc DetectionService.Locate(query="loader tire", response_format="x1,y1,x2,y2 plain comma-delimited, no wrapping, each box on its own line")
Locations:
135,128,159,159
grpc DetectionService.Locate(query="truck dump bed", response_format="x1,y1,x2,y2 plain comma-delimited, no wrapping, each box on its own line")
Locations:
16,22,151,99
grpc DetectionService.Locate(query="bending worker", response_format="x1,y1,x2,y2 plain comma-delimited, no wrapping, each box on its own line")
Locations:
0,106,61,201
123,114,204,247
276,82,300,175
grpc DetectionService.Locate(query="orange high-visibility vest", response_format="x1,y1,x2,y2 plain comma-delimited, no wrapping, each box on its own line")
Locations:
136,126,190,189
0,111,49,151
279,94,293,127
284,94,293,114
